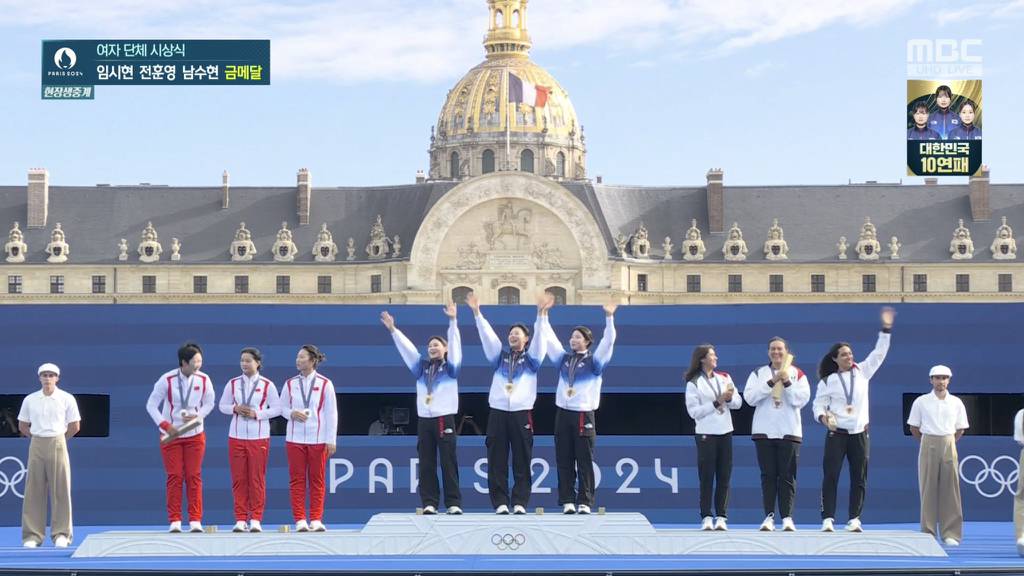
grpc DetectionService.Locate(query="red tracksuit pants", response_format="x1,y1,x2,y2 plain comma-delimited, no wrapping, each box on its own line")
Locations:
229,438,270,522
161,433,205,523
286,442,328,522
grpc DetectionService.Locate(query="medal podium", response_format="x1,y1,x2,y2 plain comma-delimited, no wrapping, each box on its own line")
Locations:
73,513,947,558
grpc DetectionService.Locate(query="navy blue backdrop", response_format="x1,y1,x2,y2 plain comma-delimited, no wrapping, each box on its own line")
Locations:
0,303,1019,526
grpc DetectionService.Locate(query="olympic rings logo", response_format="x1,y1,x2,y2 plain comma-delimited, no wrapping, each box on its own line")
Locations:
491,532,526,551
0,456,27,499
959,455,1019,498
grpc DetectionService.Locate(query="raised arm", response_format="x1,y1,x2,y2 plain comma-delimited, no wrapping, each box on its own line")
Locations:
446,302,463,376
541,315,566,364
383,311,424,377
859,307,894,380
468,291,502,363
592,303,617,372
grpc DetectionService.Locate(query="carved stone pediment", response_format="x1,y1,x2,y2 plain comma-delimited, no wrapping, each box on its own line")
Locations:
855,217,881,261
722,222,748,261
272,222,298,262
230,222,257,262
45,223,69,263
137,221,163,263
312,223,338,262
949,218,974,260
990,216,1016,260
5,222,27,263
762,218,789,260
681,219,705,261
628,222,651,259
366,215,391,260
484,201,532,251
531,242,564,269
490,273,528,289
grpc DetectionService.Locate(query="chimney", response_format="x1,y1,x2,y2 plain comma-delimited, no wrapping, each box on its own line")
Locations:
969,164,990,221
706,168,724,233
221,170,230,209
27,168,49,228
297,168,311,226
415,169,426,184
924,177,938,186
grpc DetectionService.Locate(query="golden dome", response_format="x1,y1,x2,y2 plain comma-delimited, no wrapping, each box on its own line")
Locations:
429,0,585,181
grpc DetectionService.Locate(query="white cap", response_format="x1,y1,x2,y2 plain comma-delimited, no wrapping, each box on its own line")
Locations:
37,363,60,376
929,364,952,378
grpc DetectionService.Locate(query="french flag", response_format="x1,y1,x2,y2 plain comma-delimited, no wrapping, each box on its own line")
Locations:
508,72,550,108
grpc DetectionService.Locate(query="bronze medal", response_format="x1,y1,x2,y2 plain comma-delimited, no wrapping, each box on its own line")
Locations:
505,383,514,394
567,388,575,398
846,406,854,415
425,394,432,405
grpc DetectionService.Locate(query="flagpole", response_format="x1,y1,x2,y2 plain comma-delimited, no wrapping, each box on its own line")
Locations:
505,64,511,171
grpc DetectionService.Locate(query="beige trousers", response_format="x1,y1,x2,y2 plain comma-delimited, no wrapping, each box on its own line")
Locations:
21,435,73,545
918,434,962,542
1014,448,1024,540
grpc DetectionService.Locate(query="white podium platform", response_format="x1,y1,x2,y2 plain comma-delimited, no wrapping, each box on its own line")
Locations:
73,513,947,558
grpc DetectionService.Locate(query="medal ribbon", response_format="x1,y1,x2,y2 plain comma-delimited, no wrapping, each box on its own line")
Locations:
243,374,261,407
299,373,316,410
839,370,855,408
177,372,195,412
425,360,443,396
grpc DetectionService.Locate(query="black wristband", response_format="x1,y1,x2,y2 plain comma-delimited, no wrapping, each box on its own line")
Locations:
881,327,892,334
766,380,774,389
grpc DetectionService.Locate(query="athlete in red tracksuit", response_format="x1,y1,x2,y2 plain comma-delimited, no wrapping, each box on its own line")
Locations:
218,347,280,533
145,342,216,533
280,344,338,532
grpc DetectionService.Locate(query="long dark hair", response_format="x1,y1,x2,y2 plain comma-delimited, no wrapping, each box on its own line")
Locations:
684,344,715,384
818,341,851,381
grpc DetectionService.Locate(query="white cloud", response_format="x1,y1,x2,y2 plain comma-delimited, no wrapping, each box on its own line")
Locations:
744,60,780,78
0,0,922,84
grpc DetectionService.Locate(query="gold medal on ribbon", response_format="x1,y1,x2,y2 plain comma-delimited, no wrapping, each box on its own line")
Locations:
846,406,854,415
425,394,432,405
505,383,514,394
567,388,575,398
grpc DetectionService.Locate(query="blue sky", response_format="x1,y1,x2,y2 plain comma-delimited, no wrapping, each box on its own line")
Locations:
1,0,1022,187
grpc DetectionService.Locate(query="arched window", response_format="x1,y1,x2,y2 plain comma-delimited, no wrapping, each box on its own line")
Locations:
498,286,520,305
450,151,460,178
556,151,566,178
482,149,495,174
512,10,520,27
451,286,472,304
520,149,534,173
495,9,503,28
545,286,567,305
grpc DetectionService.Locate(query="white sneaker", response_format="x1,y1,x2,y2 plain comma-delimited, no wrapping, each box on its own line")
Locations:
54,535,69,548
1016,537,1024,556
447,506,463,515
782,517,796,532
701,516,714,531
22,540,38,548
189,521,203,533
168,521,182,533
943,537,960,547
309,520,326,532
423,505,437,515
512,504,527,515
846,518,863,532
249,520,262,533
563,503,577,514
232,521,248,533
495,505,510,515
759,514,775,531
577,504,591,515
821,518,835,532
295,519,309,532
714,517,728,531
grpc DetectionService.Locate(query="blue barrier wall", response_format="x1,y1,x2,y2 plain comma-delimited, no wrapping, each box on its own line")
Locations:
0,303,1019,526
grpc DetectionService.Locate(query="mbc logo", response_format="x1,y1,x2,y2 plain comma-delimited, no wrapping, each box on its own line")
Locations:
0,456,27,499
